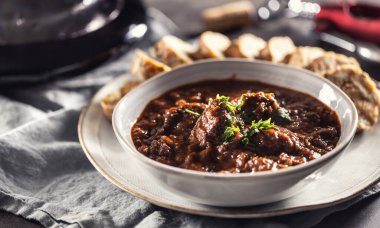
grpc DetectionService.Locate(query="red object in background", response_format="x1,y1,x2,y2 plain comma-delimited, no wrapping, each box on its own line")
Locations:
315,4,380,44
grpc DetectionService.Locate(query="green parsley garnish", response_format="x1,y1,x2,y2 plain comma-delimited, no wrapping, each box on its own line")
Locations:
184,109,200,117
214,93,281,145
236,93,248,111
216,94,229,103
216,94,241,142
222,125,240,142
249,118,275,136
216,94,236,114
242,137,250,146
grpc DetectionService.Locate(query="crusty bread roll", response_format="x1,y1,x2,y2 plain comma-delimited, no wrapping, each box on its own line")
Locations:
283,46,325,68
131,49,171,80
151,35,195,67
306,51,360,75
323,65,380,131
259,36,296,63
101,80,141,120
224,33,266,59
192,31,231,59
100,33,380,131
202,1,254,32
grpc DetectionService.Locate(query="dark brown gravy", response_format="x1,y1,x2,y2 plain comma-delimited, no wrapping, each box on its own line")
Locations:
131,79,341,173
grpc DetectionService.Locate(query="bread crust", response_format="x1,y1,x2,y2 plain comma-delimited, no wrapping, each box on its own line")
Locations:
101,81,141,120
192,31,231,59
224,33,266,59
100,33,380,131
151,35,194,67
131,49,171,80
283,46,325,68
306,51,360,75
323,65,380,131
259,36,296,63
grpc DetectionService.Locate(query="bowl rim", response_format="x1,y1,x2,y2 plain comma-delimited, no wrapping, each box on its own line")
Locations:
112,59,358,179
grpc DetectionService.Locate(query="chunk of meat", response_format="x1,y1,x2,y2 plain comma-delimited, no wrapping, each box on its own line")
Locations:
249,127,330,160
189,101,229,148
236,92,282,122
191,31,231,59
150,136,174,158
308,127,339,151
259,36,296,63
323,65,380,131
224,33,266,59
151,35,195,67
159,102,206,135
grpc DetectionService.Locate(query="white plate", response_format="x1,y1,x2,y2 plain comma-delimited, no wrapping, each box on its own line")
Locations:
78,74,380,218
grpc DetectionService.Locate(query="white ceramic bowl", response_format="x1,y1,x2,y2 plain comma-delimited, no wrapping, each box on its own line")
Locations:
113,60,358,207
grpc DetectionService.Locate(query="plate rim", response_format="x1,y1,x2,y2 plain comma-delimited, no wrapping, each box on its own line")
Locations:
77,74,380,218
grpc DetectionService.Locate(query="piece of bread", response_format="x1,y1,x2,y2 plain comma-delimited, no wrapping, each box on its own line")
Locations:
283,46,325,68
101,80,141,120
323,65,380,131
151,35,195,67
202,1,254,32
224,33,266,59
103,34,380,131
131,49,171,80
192,31,231,59
306,51,360,75
259,36,296,63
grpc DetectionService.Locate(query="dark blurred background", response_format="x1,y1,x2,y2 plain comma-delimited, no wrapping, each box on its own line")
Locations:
0,0,379,82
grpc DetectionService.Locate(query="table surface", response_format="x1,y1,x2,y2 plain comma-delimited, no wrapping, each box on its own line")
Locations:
1,0,379,227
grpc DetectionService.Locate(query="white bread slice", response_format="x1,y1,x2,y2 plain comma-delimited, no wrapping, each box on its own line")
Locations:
224,33,266,59
151,35,195,67
192,31,231,59
131,49,171,80
283,46,325,68
202,1,254,32
259,36,296,63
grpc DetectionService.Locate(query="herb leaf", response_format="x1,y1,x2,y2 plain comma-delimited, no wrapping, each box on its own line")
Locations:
249,118,275,136
225,103,236,114
184,109,200,117
242,137,250,146
222,125,240,142
216,94,236,114
236,93,248,111
216,94,229,103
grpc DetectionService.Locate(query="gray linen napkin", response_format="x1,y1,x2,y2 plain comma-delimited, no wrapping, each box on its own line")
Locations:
1,17,380,228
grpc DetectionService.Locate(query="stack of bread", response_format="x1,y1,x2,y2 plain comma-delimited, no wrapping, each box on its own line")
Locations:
101,31,380,131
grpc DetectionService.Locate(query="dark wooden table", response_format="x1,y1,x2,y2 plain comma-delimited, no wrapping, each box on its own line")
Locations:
1,1,379,227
